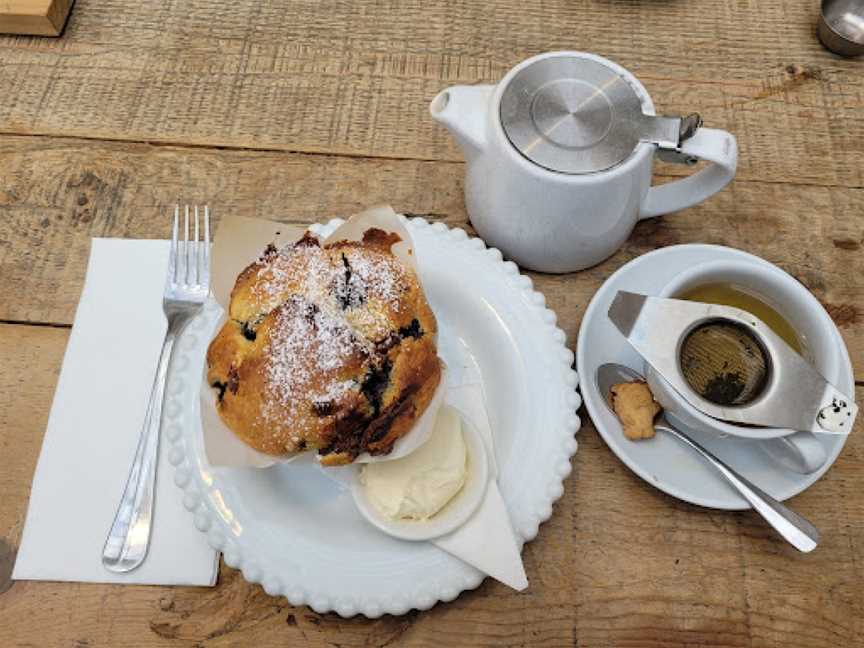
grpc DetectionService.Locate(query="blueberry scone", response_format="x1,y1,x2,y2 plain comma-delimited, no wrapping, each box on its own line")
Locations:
206,228,441,465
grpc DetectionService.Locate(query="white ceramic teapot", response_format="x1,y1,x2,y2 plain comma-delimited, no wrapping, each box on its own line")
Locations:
431,52,738,273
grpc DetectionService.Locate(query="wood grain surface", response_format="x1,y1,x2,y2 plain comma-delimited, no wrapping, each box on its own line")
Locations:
0,135,861,380
1,0,863,646
1,324,862,647
0,1,862,187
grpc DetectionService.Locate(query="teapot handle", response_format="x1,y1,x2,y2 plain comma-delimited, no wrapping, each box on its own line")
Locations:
639,128,738,220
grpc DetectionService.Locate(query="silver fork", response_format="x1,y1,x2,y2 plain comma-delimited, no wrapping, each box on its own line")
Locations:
102,205,211,573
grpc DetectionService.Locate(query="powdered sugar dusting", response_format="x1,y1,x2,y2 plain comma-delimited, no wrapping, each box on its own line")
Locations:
312,379,357,403
261,299,371,433
250,239,407,317
249,233,414,444
346,252,403,311
251,243,334,308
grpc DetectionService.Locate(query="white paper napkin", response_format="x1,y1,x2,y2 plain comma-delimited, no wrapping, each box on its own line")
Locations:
435,384,528,591
13,239,219,586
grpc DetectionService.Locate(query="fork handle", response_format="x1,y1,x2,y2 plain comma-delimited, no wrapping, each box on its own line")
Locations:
102,316,184,572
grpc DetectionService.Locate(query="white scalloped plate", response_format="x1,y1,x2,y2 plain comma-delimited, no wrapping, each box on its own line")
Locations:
164,216,580,617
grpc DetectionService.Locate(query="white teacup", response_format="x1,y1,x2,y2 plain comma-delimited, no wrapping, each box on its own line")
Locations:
646,258,846,474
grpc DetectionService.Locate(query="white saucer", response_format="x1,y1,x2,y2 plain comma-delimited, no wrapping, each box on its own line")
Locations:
576,244,854,510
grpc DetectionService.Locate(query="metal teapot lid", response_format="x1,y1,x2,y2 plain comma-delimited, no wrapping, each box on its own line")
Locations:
500,55,702,174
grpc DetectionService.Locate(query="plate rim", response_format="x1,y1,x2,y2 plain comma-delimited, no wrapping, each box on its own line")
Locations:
165,215,580,616
576,243,853,510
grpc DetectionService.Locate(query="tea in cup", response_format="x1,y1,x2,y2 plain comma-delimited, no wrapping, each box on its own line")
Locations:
647,257,853,474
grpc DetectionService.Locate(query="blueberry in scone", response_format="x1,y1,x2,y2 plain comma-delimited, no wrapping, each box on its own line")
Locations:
206,228,441,465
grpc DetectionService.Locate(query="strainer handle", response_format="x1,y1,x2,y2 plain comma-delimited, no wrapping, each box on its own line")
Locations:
639,128,738,220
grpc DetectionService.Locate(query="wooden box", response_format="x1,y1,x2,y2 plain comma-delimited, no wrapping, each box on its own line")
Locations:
0,0,74,37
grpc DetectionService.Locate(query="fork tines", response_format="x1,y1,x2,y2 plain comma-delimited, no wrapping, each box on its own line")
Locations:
170,205,210,289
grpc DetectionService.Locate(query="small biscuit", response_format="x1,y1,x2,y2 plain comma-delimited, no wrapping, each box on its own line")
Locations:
610,381,661,440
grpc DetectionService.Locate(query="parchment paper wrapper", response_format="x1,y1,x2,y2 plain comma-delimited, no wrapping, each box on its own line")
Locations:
199,206,446,468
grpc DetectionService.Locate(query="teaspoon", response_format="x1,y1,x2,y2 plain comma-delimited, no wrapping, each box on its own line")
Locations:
597,362,820,553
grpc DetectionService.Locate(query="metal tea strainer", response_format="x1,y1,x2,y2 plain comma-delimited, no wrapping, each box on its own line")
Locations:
608,291,857,434
499,55,703,174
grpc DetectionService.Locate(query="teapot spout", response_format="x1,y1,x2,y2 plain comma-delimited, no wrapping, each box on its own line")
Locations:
430,85,493,159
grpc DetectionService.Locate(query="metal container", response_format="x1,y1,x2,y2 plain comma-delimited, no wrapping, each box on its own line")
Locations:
818,0,864,57
498,56,702,174
607,291,858,435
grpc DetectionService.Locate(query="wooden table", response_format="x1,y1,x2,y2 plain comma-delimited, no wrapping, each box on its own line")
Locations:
1,2,862,646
